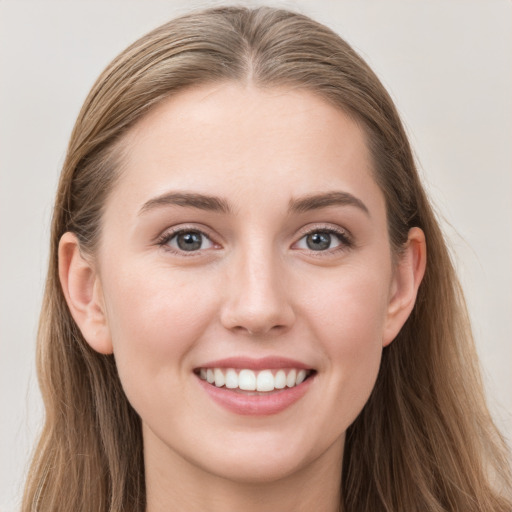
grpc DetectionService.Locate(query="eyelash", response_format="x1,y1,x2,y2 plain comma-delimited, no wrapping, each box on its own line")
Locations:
294,225,354,255
156,225,353,256
156,226,216,257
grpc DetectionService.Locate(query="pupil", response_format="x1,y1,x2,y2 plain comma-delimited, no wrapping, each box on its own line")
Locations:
177,232,202,251
307,232,331,251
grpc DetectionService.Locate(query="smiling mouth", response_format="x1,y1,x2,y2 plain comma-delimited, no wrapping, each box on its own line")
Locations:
194,367,315,393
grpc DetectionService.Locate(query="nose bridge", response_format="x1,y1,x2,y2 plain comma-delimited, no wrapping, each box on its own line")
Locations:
221,235,294,335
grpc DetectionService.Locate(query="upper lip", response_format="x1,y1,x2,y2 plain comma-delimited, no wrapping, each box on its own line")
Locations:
195,356,313,371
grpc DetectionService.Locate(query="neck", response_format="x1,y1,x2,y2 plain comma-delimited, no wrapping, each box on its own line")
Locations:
144,425,343,512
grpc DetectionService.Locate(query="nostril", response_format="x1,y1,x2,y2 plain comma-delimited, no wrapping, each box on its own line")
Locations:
233,323,290,337
219,271,296,335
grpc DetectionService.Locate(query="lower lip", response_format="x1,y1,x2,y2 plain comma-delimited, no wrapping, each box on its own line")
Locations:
197,375,314,416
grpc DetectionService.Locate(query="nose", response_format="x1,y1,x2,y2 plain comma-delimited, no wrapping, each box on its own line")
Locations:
220,245,296,337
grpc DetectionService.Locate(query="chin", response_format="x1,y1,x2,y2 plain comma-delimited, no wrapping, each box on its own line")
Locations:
200,450,313,484
188,428,343,485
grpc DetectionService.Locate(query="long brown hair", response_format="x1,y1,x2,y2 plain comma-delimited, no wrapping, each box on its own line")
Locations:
22,6,512,511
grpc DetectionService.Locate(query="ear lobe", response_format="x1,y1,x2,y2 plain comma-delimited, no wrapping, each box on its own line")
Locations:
383,227,427,347
58,232,113,355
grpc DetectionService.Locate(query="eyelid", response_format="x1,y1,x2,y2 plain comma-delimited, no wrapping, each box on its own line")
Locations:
291,224,354,252
154,222,354,256
155,224,221,255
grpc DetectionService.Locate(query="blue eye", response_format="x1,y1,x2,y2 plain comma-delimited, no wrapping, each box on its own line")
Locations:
306,232,336,251
295,229,350,252
162,230,214,252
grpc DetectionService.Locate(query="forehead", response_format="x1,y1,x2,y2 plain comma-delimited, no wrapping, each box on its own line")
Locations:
110,82,383,216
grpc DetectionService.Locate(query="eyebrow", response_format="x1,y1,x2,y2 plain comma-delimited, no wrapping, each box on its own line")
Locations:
138,190,369,216
139,192,232,215
288,191,370,216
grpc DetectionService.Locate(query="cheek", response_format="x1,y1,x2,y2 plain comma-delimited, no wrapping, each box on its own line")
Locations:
101,261,219,395
303,262,391,347
300,264,390,421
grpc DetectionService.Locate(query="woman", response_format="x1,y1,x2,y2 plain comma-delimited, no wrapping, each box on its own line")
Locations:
22,6,512,511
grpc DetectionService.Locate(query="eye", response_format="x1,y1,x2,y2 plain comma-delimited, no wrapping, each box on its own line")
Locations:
294,228,351,252
160,229,214,253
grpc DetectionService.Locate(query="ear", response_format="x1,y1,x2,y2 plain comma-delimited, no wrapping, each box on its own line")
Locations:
382,227,427,347
58,232,113,354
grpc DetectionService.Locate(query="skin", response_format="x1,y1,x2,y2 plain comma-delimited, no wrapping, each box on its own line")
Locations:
59,83,426,512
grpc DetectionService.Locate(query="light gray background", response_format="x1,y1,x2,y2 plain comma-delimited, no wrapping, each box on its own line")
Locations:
1,1,510,510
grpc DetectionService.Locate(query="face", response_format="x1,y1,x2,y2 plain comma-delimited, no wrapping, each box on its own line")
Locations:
89,83,408,484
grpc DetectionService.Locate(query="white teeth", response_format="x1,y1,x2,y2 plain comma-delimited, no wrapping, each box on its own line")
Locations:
286,369,296,388
296,369,307,385
198,367,311,392
256,370,274,392
274,370,286,389
238,369,256,391
225,368,238,389
214,368,225,387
